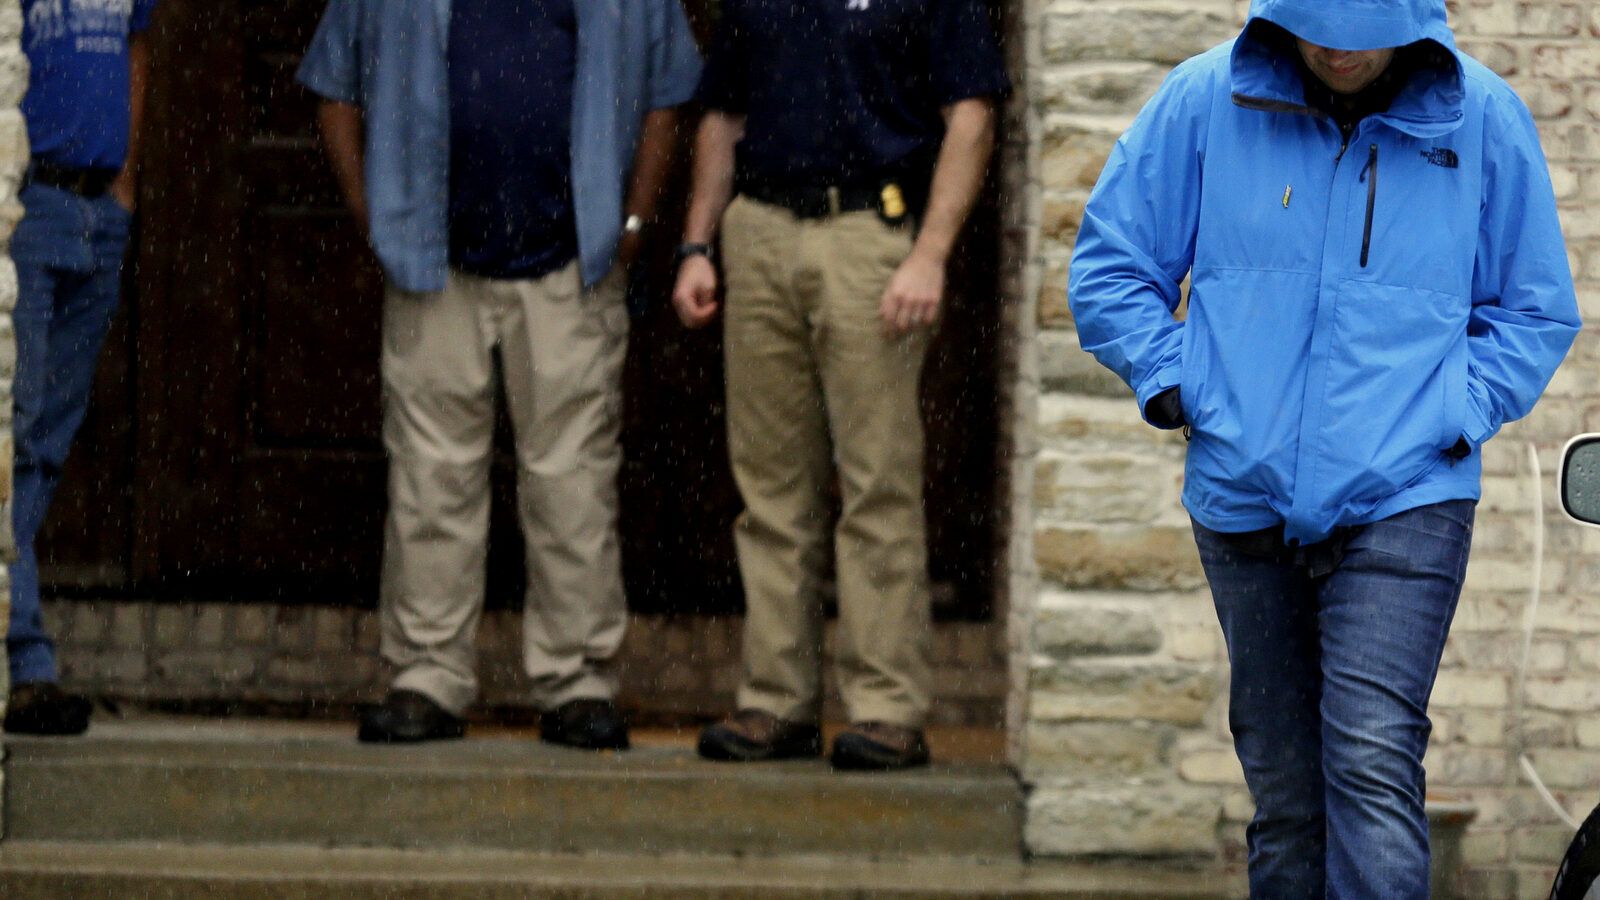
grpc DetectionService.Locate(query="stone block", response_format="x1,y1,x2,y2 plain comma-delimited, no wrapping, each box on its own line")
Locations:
1037,393,1188,456
1531,44,1600,80
1039,61,1169,116
1022,720,1173,780
1430,669,1512,709
1038,328,1131,397
1033,589,1163,656
1177,748,1245,785
0,44,24,109
1031,658,1220,725
1035,522,1206,591
314,606,351,653
1038,253,1074,327
1026,783,1222,857
1518,748,1600,790
1425,745,1514,784
234,605,270,645
1041,114,1123,192
192,606,225,649
1525,675,1600,712
1034,450,1176,522
1042,4,1234,67
110,602,145,650
151,649,257,687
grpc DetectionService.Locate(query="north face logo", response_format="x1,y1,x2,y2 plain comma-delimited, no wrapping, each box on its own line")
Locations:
1421,147,1459,169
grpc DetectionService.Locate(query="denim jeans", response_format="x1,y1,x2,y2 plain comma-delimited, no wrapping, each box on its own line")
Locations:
1192,499,1475,900
7,180,132,684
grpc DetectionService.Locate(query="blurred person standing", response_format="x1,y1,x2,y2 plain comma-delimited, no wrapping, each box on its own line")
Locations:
298,0,700,749
670,0,1008,770
6,0,158,735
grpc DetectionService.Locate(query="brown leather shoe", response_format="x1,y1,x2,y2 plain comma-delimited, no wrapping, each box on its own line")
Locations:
830,721,930,771
697,709,822,761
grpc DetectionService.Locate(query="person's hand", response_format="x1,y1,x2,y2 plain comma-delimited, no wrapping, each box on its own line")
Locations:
879,248,944,337
672,254,720,329
617,229,644,270
109,169,137,213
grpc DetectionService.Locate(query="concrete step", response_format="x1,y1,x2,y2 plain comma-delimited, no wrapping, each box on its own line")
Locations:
0,841,1240,899
2,716,1020,860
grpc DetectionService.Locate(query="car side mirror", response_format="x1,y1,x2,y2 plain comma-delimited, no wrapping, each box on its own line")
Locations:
1559,434,1600,527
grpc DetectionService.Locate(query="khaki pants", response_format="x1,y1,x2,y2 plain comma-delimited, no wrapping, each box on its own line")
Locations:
722,196,934,728
379,262,628,715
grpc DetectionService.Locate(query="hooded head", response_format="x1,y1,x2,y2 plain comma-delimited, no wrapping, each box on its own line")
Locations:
1247,0,1454,53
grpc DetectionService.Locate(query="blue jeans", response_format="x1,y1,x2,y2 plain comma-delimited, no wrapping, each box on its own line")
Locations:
7,180,132,684
1192,499,1475,900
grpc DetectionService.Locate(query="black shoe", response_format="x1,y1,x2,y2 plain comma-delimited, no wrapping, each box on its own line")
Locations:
830,722,930,771
357,689,466,743
4,682,92,736
540,699,630,751
697,709,822,762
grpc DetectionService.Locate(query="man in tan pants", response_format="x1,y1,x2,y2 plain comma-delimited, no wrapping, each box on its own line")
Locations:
299,0,700,748
670,0,1008,770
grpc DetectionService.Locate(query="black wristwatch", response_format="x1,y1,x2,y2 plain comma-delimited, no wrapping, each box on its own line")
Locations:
674,242,713,265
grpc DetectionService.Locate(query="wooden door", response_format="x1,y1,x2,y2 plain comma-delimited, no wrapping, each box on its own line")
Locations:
40,0,1001,621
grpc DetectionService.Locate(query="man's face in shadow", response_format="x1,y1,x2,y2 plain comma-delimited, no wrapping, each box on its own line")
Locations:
1296,38,1397,96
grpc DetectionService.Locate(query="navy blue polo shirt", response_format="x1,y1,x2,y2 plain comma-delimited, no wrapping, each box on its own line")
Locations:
448,0,579,280
696,0,1009,190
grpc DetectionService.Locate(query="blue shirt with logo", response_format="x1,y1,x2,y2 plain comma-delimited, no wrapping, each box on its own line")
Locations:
22,0,159,171
696,0,1008,189
448,0,579,280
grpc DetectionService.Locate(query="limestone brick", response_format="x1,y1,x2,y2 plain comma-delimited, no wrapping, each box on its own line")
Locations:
1035,522,1205,590
1038,61,1169,116
1175,734,1244,785
1022,720,1173,780
1026,784,1222,857
1041,3,1234,67
1033,589,1164,656
1037,328,1131,397
1030,658,1220,725
1034,450,1176,522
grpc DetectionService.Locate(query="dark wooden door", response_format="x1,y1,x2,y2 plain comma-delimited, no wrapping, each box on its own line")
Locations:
40,0,1001,620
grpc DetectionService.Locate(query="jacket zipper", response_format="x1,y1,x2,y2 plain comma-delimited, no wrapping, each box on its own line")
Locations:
1359,144,1378,267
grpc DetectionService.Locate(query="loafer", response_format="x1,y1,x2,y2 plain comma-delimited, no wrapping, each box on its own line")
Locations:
540,699,630,751
697,708,822,762
357,689,466,743
830,721,930,771
4,682,92,736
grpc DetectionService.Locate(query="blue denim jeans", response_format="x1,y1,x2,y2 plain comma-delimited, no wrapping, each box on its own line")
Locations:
7,180,132,684
1192,499,1475,900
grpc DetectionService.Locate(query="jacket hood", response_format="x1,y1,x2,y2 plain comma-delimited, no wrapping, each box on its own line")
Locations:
1246,0,1454,52
1231,0,1463,137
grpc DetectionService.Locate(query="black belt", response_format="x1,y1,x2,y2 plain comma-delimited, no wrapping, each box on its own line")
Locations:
741,181,882,220
26,158,117,198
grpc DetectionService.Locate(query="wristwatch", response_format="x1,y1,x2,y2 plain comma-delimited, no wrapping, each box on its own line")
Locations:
623,213,645,236
674,242,713,265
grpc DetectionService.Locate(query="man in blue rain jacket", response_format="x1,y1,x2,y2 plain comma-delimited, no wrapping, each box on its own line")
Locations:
1069,0,1580,895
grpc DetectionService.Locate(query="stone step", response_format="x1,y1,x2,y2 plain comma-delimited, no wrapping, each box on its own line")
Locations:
0,841,1240,899
2,716,1020,860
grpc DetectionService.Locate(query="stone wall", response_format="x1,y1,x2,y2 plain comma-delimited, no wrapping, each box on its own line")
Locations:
1013,0,1600,893
45,600,1008,728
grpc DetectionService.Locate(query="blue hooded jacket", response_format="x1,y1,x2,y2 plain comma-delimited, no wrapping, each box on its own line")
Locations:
1068,0,1581,545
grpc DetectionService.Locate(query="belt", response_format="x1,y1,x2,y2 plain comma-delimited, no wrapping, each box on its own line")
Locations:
741,181,882,220
26,158,118,198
